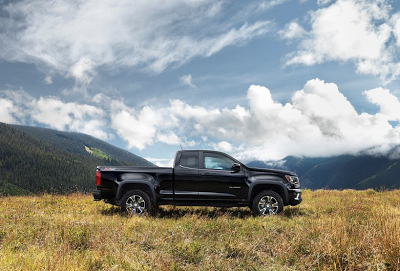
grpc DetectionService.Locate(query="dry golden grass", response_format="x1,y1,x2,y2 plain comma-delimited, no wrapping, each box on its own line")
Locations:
0,190,399,270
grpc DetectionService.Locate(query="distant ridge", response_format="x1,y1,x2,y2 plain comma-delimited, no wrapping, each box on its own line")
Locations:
247,154,400,190
0,123,154,195
12,124,154,167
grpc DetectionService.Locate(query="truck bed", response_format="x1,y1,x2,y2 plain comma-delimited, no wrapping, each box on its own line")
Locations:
97,166,173,174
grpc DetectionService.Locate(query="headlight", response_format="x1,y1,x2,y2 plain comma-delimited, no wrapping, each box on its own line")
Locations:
285,175,299,185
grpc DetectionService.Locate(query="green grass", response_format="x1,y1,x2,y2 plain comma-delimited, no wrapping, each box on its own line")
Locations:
0,190,399,270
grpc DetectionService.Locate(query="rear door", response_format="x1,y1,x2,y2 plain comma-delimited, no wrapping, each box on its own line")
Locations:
173,151,200,199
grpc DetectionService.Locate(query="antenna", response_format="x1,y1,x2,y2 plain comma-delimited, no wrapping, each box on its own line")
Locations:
179,143,183,150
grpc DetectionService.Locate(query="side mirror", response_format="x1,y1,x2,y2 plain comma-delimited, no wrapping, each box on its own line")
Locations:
231,163,241,173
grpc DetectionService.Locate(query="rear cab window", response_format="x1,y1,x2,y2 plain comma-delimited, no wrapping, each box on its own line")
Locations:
179,151,199,168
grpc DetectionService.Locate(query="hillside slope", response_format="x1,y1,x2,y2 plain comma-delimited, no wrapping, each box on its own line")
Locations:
0,123,153,195
248,154,400,189
12,125,154,167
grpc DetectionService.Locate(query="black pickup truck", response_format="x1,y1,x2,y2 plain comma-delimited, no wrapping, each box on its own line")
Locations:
93,150,302,216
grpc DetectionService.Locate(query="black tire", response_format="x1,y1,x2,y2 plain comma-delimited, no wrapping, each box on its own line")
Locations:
252,190,283,216
121,190,151,215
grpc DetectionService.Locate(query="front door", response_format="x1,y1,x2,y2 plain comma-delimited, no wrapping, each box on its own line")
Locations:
198,152,248,201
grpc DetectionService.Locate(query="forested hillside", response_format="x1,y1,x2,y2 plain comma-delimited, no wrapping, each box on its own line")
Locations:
248,153,400,189
0,123,153,195
12,125,153,167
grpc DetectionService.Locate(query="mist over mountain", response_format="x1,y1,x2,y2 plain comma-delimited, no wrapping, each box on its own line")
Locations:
0,123,153,195
247,151,400,190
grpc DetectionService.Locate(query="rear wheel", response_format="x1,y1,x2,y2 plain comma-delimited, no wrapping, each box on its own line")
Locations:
121,190,151,215
252,190,283,216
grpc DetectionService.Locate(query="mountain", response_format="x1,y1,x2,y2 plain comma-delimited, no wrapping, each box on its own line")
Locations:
247,154,400,190
3,122,398,194
0,123,154,195
12,124,153,167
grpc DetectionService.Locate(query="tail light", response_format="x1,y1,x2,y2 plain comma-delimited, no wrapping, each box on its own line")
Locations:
95,170,101,186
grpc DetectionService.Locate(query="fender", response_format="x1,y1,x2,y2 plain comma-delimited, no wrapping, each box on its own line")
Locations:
115,173,157,201
247,175,289,204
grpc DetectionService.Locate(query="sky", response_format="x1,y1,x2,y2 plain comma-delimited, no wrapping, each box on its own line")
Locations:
1,0,400,166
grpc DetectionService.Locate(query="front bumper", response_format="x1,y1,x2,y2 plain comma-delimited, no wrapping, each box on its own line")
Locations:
92,189,102,201
288,189,302,206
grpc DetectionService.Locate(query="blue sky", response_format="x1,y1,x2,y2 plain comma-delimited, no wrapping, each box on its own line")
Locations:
1,0,400,165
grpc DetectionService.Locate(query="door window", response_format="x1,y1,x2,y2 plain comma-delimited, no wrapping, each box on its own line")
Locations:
179,152,199,168
203,152,235,170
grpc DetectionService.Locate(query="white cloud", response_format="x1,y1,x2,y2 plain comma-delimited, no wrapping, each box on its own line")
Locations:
0,90,33,124
78,119,111,141
3,79,400,161
68,58,96,84
203,21,272,58
317,0,333,5
285,0,400,84
143,79,400,159
363,87,400,121
157,132,180,145
44,75,52,85
0,0,273,81
259,0,289,10
237,80,399,160
0,99,19,124
109,102,159,150
106,99,201,150
31,97,103,131
63,57,97,95
185,140,196,147
0,89,110,140
145,158,174,167
212,141,233,152
393,13,400,46
104,78,400,160
362,145,400,160
180,74,196,88
279,21,307,40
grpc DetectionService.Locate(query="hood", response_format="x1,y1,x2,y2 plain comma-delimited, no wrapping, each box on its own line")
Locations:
245,166,296,176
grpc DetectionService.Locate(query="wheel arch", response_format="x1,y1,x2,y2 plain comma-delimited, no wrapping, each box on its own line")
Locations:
116,173,157,205
249,181,289,205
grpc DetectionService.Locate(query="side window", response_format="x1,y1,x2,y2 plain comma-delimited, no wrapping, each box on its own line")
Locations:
179,152,199,168
204,152,235,170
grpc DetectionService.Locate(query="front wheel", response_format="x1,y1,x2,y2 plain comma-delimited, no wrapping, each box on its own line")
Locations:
252,190,283,216
121,190,151,215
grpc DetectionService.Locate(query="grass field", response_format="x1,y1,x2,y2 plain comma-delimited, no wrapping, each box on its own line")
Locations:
0,190,399,270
